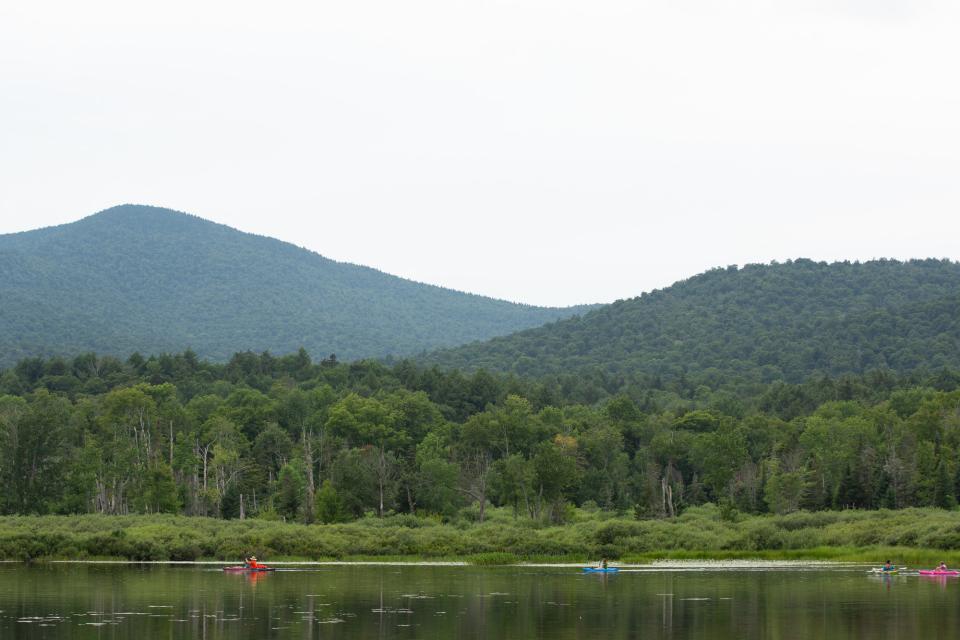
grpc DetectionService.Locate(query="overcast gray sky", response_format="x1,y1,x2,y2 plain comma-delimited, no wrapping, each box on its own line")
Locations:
2,1,958,307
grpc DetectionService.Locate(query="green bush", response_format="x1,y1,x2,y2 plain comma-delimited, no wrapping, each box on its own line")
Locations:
727,521,784,550
3,506,960,562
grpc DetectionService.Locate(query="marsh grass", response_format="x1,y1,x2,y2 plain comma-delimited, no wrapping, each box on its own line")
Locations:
2,505,959,564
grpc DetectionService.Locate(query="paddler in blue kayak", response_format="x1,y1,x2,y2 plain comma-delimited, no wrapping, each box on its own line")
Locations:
596,558,608,569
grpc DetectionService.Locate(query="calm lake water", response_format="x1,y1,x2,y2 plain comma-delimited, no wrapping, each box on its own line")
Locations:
2,563,959,639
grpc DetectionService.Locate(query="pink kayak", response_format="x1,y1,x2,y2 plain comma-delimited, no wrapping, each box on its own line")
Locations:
223,566,275,572
919,570,959,576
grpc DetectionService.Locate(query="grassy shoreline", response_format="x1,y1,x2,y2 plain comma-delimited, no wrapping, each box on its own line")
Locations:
3,505,960,567
16,548,960,567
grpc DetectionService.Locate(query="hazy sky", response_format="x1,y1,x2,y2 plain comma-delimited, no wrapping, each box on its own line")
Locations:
2,1,958,307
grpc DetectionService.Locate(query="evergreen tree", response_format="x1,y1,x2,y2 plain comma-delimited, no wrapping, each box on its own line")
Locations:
933,457,957,509
315,480,345,524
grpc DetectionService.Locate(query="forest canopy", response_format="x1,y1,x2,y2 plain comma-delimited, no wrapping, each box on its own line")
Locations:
3,349,960,526
424,258,960,387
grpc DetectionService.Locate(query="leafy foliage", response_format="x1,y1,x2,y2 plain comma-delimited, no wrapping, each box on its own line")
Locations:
7,506,960,561
3,350,960,527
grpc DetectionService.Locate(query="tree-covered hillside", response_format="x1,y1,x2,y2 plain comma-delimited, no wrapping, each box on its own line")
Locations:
425,259,960,386
0,205,590,367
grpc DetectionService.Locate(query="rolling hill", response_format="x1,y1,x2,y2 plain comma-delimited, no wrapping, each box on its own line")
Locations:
423,259,960,385
0,205,591,367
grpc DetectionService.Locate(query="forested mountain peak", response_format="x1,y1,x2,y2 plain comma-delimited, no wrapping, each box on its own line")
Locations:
0,204,591,366
13,204,218,239
425,258,960,387
75,203,208,227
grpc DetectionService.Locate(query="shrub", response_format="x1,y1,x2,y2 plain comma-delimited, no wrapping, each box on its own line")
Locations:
729,521,785,550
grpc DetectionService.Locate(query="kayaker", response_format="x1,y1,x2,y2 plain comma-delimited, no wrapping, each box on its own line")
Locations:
939,562,948,571
882,560,894,572
597,558,608,569
245,556,261,569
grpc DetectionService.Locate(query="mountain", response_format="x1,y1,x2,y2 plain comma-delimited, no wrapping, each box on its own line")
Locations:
0,205,591,367
423,259,960,385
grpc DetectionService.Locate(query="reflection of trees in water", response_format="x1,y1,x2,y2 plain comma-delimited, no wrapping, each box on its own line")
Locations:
3,565,960,638
661,575,673,632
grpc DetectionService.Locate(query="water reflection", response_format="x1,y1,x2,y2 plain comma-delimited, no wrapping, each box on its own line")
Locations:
920,574,956,591
2,564,960,639
661,592,673,632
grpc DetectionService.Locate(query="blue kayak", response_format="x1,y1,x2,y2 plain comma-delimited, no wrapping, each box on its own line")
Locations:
583,567,619,573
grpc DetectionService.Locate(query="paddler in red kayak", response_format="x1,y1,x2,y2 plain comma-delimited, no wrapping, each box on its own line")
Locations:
245,556,263,569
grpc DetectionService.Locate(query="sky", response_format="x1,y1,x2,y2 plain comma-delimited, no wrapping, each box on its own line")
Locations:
1,1,958,307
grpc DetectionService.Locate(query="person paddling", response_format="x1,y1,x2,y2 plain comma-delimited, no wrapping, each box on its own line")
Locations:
245,556,261,569
882,560,895,572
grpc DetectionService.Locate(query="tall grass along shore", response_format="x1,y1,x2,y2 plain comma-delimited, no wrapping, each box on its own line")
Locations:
3,505,960,566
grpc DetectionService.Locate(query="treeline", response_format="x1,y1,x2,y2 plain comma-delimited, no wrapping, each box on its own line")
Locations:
2,350,960,523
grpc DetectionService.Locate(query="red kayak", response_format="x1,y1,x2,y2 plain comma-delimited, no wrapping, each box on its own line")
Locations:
919,570,959,576
223,566,275,572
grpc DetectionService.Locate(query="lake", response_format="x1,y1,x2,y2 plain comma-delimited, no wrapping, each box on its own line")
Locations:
2,562,959,638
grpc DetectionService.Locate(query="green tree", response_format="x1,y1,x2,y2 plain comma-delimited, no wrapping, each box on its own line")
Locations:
138,463,180,513
331,448,377,519
275,462,305,521
0,395,27,513
532,436,580,522
315,479,346,523
691,423,749,502
764,459,806,515
933,456,957,509
457,410,501,522
413,431,461,517
253,424,294,482
0,391,73,514
578,423,630,510
491,454,535,518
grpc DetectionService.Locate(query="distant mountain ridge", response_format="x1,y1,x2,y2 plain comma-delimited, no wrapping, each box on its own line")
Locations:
423,259,960,385
0,204,592,367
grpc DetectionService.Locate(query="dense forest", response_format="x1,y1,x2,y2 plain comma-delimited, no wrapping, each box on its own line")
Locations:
3,349,960,527
0,205,589,367
425,259,960,389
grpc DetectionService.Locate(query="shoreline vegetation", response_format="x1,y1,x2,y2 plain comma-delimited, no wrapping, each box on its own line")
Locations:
3,353,960,528
4,505,960,567
5,347,960,578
